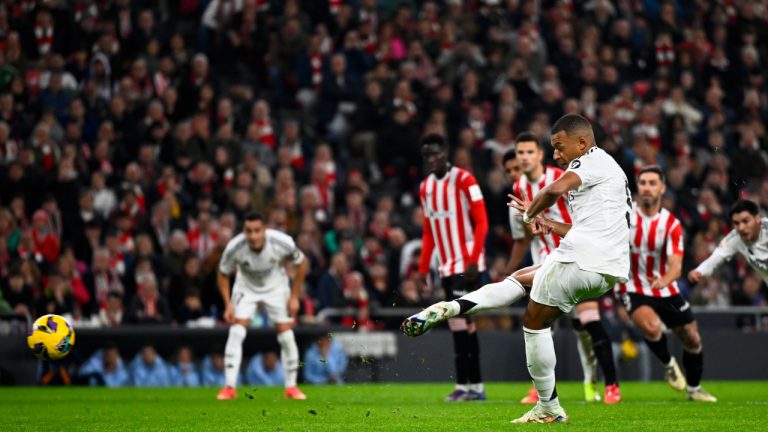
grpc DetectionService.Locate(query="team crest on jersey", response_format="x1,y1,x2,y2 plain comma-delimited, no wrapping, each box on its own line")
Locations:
570,160,581,169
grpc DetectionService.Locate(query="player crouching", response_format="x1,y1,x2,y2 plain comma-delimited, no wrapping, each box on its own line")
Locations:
216,212,308,400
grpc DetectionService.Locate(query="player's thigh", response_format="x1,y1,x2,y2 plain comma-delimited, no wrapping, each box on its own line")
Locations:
511,264,541,290
260,288,293,325
531,259,609,314
232,289,259,321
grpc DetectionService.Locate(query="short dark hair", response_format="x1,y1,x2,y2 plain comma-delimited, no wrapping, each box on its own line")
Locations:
421,133,446,148
502,149,516,164
515,131,541,148
728,200,760,219
244,211,265,223
551,114,592,135
637,165,666,183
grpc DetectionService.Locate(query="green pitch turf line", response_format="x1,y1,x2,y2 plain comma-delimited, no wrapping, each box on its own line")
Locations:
1,382,767,431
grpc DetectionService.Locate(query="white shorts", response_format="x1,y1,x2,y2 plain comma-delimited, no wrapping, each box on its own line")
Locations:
231,286,292,324
531,257,617,313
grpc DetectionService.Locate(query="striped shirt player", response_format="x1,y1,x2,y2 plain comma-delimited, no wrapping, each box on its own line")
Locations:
509,165,572,265
618,205,685,298
417,135,489,401
419,166,488,279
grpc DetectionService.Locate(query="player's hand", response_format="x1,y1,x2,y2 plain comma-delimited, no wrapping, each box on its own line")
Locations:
223,304,235,323
508,190,532,219
530,217,553,235
688,270,703,283
650,278,664,290
288,295,300,318
463,263,479,284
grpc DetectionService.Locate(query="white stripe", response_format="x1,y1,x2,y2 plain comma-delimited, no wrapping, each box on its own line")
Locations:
447,169,464,274
435,174,453,276
425,177,443,272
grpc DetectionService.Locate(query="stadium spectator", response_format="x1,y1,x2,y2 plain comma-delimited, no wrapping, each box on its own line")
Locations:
1,269,34,316
79,344,130,388
246,351,285,387
130,345,171,387
126,274,171,325
201,352,228,387
169,346,201,387
303,335,348,385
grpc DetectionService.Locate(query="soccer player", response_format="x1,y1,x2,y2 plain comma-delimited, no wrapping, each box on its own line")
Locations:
403,114,631,423
418,133,489,401
617,166,717,402
690,199,768,285
508,132,620,404
216,211,309,400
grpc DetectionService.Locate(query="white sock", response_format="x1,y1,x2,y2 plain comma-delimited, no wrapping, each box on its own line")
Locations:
277,329,299,388
451,277,527,316
224,324,246,388
455,384,468,392
575,330,597,385
524,326,560,409
470,383,485,393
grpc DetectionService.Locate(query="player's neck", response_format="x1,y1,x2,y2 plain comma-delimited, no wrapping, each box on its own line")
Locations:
526,164,545,183
639,202,662,218
434,164,451,179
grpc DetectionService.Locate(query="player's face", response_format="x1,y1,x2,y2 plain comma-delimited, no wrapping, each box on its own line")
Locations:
243,219,266,250
637,172,665,206
731,211,761,242
550,131,587,165
515,141,543,175
422,143,448,176
504,158,522,184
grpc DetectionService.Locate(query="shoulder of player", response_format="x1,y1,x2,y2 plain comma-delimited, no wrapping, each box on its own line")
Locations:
721,229,743,247
222,233,248,258
266,228,296,250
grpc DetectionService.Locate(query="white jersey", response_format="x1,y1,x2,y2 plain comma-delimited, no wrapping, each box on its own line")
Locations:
219,229,305,293
550,146,631,282
694,218,768,284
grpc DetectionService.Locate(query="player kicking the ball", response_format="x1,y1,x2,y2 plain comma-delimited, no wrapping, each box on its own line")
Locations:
216,211,308,400
403,114,631,423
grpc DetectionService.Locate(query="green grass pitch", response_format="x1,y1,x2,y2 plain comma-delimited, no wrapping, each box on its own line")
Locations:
1,382,767,431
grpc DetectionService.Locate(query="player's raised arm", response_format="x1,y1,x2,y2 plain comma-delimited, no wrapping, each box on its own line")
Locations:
524,171,581,221
689,232,738,282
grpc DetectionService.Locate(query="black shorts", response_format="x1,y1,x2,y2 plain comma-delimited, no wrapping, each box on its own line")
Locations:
620,292,695,329
441,271,489,299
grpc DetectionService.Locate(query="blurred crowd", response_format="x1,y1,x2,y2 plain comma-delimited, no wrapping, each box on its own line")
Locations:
41,335,347,386
1,0,767,331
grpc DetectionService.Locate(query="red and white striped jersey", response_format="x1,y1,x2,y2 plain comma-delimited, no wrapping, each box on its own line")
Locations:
509,165,572,265
618,207,684,297
419,166,487,278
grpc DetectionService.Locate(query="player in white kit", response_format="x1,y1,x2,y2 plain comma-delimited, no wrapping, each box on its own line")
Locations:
690,199,768,286
402,115,630,423
216,212,309,400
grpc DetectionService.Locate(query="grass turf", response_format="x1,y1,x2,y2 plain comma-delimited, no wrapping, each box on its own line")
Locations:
1,382,767,431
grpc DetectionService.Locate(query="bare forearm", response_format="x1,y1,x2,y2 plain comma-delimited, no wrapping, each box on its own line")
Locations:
291,259,308,298
658,256,682,286
527,188,562,219
540,217,572,237
217,271,231,306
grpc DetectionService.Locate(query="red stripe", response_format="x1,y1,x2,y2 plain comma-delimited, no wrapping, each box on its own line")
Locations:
618,283,627,294
455,174,470,266
631,252,643,295
647,216,660,296
662,214,678,296
634,213,643,248
430,179,448,272
526,183,534,206
647,217,660,251
648,256,661,297
551,232,560,247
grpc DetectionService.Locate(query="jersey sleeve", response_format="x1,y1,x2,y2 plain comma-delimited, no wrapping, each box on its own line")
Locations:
462,173,485,204
274,232,305,265
218,236,243,275
694,231,740,277
665,221,684,256
565,154,601,189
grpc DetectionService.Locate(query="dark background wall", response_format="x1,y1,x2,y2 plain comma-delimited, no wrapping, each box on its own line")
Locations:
2,326,767,386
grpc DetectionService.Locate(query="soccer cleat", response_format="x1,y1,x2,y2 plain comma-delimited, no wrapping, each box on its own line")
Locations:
401,302,452,337
465,390,487,401
511,403,568,424
284,386,307,400
584,382,601,402
687,387,717,402
520,386,539,404
216,386,237,400
604,384,621,404
444,389,468,402
665,358,687,392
